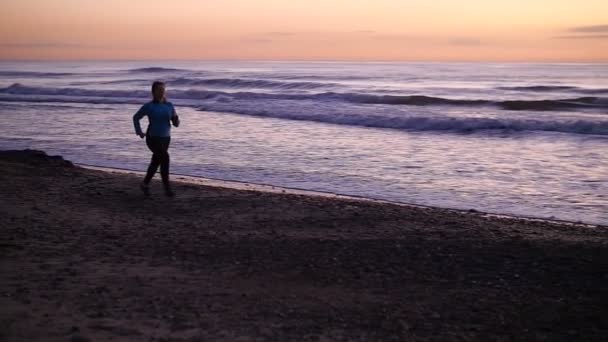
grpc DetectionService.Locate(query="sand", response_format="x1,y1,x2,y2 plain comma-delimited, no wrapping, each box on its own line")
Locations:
0,150,606,341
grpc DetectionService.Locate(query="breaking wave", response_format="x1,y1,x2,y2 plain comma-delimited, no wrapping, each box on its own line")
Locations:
1,83,607,112
167,77,333,90
127,67,187,73
194,103,608,136
498,85,608,95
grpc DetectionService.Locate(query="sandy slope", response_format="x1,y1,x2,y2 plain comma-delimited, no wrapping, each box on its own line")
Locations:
0,150,606,341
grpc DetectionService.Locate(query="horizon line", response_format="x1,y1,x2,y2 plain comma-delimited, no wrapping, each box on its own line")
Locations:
1,57,607,64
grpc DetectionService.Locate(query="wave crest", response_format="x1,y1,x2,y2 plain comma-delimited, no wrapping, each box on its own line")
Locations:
168,77,332,90
195,103,608,136
0,71,74,77
1,83,607,113
127,67,186,73
498,85,608,95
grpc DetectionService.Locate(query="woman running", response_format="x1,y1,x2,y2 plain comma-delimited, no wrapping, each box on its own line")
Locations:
133,81,180,197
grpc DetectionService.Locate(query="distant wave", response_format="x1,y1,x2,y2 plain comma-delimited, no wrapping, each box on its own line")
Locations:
498,85,579,92
498,85,608,95
581,89,608,95
1,83,607,136
195,103,608,136
1,83,607,113
69,76,333,89
167,77,333,90
340,93,605,112
0,70,74,77
347,94,487,106
247,73,374,81
499,97,607,111
0,83,149,98
127,67,187,73
69,79,152,86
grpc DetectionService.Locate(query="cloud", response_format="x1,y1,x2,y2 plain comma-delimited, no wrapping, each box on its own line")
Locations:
241,30,376,44
239,31,486,48
447,37,484,46
370,34,485,47
0,42,103,49
240,37,274,44
354,30,376,34
239,32,298,44
265,31,297,37
264,30,377,36
554,34,608,40
553,25,608,40
371,33,420,41
569,25,608,33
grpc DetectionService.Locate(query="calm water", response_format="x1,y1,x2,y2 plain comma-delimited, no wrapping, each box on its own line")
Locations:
0,61,607,225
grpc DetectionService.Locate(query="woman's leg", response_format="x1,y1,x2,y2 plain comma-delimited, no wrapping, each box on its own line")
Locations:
159,137,172,191
144,136,162,185
142,136,173,196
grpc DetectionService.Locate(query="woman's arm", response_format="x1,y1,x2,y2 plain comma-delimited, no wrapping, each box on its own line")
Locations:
133,105,147,138
171,105,180,127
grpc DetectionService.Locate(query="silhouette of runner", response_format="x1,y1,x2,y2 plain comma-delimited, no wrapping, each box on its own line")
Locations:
133,81,180,197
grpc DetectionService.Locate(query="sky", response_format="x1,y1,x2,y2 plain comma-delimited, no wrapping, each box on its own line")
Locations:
0,0,607,62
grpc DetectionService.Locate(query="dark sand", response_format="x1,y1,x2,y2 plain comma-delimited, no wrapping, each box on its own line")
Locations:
0,150,606,341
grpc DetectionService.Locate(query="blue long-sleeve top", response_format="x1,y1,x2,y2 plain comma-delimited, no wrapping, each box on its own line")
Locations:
133,101,178,137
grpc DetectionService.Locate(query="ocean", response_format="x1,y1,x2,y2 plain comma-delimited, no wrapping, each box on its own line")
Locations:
0,61,607,225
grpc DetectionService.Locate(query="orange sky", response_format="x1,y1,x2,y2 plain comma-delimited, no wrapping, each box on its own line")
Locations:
1,0,607,62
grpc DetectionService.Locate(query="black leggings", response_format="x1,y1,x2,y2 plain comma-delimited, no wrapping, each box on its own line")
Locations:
144,135,171,186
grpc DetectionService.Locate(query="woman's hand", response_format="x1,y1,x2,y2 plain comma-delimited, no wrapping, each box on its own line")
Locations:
138,132,146,139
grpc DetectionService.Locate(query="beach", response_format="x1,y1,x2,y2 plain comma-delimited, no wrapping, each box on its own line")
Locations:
2,61,607,225
0,149,606,341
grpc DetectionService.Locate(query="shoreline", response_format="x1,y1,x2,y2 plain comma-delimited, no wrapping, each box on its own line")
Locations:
1,149,606,341
78,163,606,230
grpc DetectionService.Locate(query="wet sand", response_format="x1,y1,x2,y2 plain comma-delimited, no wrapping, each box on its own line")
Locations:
0,150,606,341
